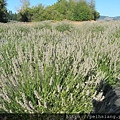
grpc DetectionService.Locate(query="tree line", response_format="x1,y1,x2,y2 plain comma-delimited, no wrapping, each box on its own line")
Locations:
0,0,100,23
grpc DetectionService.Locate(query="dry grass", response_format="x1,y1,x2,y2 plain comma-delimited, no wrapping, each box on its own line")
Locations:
22,20,96,27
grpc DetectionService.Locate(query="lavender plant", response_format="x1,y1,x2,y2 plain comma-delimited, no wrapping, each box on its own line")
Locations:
0,21,120,113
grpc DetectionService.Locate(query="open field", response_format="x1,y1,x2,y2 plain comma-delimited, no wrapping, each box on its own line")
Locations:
0,20,120,113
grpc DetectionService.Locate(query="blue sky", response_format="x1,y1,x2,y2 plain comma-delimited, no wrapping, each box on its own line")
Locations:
6,0,120,17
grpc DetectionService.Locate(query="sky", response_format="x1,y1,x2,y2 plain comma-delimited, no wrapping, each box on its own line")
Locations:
6,0,120,17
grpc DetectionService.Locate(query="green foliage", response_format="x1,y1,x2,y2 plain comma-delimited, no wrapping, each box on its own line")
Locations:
41,6,64,21
97,54,118,86
66,0,76,20
17,7,33,22
17,0,32,22
0,0,8,22
93,10,100,20
33,22,52,30
91,25,105,33
1,0,100,22
73,1,94,21
113,29,120,38
55,22,74,32
15,0,100,22
53,0,68,19
7,11,18,21
31,4,44,21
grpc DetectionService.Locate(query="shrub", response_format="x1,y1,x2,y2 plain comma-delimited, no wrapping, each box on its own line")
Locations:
0,21,120,113
55,22,74,32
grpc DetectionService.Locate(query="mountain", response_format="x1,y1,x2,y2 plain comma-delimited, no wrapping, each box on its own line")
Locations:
98,16,120,21
114,16,120,20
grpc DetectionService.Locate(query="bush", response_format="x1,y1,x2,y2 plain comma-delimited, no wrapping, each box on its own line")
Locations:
55,22,74,32
0,21,120,113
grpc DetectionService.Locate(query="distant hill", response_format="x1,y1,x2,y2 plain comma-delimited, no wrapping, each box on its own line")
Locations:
98,16,120,21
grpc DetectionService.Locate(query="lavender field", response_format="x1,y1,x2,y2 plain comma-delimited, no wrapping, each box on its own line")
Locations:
0,20,120,113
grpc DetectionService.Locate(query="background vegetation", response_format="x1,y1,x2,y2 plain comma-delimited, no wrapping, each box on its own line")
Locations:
0,0,100,22
0,0,8,22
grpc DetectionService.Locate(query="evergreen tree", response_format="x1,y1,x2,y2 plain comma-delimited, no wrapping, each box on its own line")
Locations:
0,0,8,22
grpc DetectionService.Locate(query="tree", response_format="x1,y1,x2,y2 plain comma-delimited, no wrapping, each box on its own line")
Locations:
88,0,100,20
89,0,95,9
7,11,13,20
16,0,100,22
73,0,94,21
42,6,64,21
53,0,68,19
7,11,18,21
18,7,32,22
93,10,100,20
17,0,31,22
0,0,8,22
66,0,76,20
18,0,30,12
31,4,44,21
